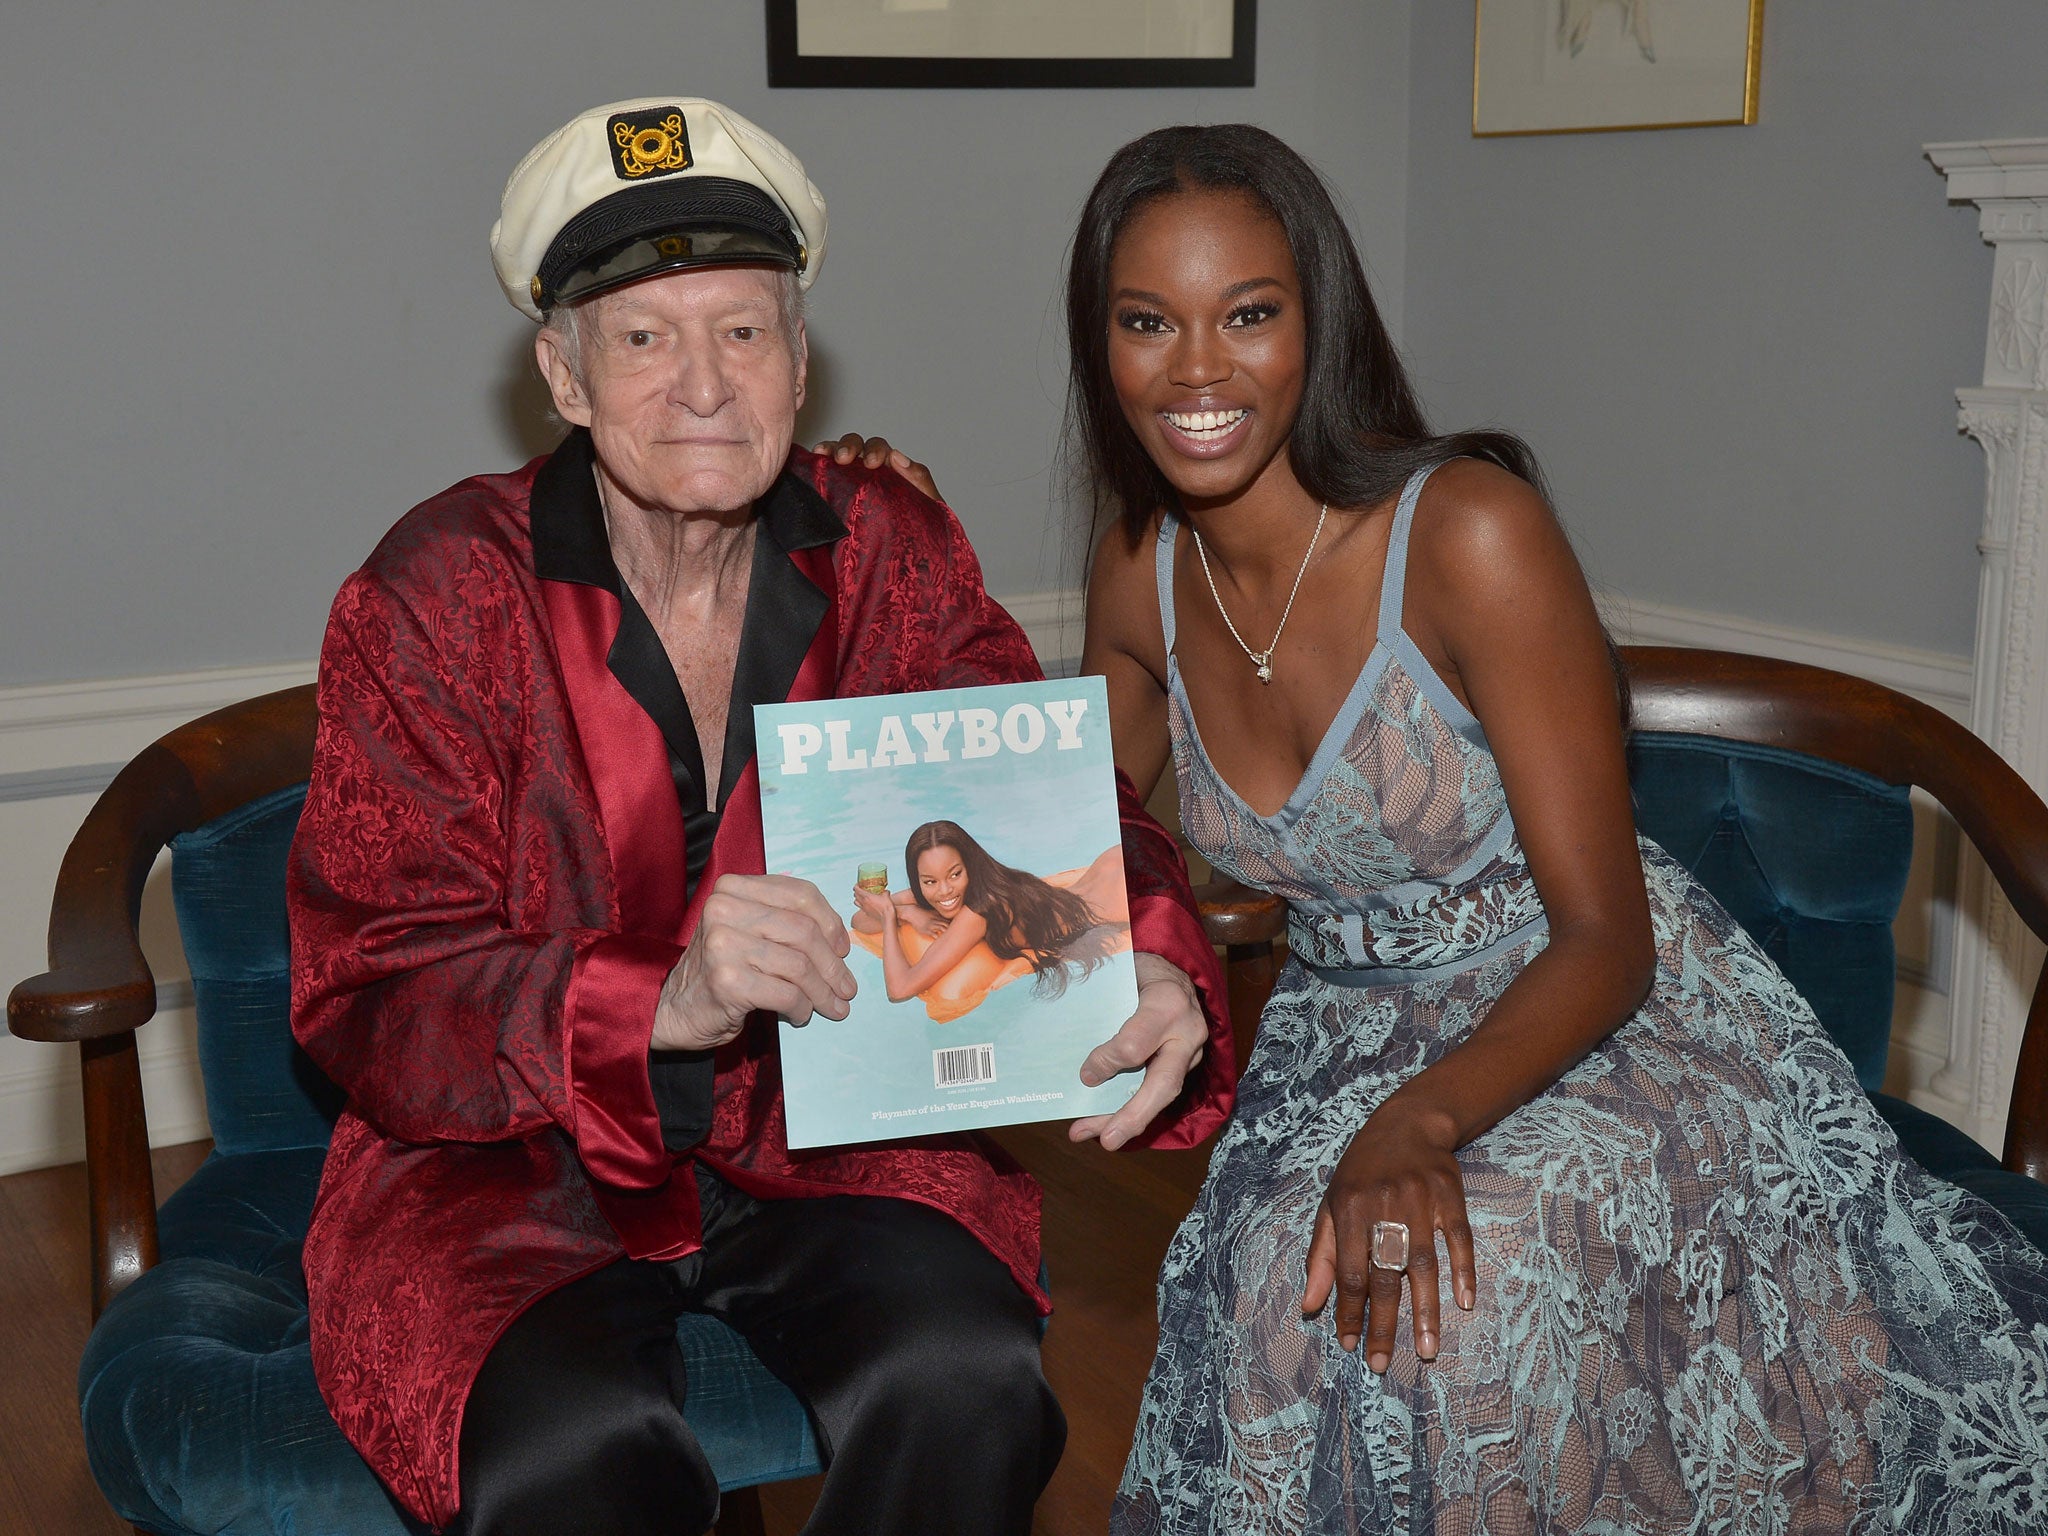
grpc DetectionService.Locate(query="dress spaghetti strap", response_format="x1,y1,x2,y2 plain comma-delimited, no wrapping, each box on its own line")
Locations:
1375,462,1442,647
1154,512,1181,654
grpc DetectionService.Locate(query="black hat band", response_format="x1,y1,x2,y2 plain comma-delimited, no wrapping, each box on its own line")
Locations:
536,178,801,312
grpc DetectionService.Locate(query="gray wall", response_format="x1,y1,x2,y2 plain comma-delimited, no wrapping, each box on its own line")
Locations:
1403,3,2048,658
1,0,1410,688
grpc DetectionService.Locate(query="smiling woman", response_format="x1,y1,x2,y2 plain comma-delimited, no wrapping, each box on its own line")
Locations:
1104,190,1305,515
1066,123,2048,1536
850,820,1125,1012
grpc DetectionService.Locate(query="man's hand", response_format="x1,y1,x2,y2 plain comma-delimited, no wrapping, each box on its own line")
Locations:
810,432,941,503
654,875,856,1050
1068,953,1206,1151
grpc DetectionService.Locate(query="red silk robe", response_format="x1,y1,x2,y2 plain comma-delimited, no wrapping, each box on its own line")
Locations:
287,442,1234,1527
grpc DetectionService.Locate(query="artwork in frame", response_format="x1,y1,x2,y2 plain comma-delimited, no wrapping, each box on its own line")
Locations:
765,0,1256,88
1473,0,1763,136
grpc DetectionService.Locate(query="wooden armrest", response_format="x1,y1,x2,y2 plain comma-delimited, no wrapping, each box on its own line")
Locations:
8,739,194,1045
5,742,199,1316
1194,877,1286,951
1625,649,2048,1184
10,686,317,1044
7,684,316,1316
1194,878,1286,1075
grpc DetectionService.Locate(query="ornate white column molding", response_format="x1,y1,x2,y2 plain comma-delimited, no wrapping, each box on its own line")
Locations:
1926,138,2048,1153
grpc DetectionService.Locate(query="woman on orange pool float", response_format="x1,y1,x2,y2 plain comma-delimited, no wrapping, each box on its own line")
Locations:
849,820,1132,1023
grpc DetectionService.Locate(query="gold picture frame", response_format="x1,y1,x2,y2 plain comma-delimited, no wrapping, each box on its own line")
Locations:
1473,0,1763,137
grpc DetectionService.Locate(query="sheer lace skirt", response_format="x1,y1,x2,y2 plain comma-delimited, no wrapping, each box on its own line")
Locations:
1114,852,2048,1536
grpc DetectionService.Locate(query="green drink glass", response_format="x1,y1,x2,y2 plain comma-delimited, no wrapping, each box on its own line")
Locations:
855,861,889,894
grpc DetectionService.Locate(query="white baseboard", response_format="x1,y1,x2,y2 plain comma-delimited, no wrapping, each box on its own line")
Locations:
0,595,1974,1176
0,1006,207,1178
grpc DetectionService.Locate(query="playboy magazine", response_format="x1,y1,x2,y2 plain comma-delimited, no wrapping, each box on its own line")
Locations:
755,676,1141,1148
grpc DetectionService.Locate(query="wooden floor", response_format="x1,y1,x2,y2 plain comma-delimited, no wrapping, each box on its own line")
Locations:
0,1121,1214,1535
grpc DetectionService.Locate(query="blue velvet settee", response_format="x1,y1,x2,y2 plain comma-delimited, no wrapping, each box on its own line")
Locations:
10,646,2048,1535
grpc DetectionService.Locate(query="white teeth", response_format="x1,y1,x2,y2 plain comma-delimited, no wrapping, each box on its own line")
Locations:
1164,408,1248,440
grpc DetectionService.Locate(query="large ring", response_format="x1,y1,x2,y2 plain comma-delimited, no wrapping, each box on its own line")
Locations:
1370,1220,1411,1271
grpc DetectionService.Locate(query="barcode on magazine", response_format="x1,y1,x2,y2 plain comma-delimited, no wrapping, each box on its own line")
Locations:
935,1044,996,1089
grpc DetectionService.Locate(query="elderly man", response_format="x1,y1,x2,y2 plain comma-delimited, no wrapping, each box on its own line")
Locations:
287,98,1234,1535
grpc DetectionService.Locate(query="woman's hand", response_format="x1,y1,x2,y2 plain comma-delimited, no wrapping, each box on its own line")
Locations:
897,903,948,939
810,433,941,502
850,885,896,926
1069,954,1207,1151
1300,1098,1477,1374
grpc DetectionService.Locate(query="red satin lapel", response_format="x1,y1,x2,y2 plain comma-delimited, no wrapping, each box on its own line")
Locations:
680,543,840,945
542,579,690,944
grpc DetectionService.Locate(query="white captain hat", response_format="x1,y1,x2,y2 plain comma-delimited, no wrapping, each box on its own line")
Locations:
490,97,828,321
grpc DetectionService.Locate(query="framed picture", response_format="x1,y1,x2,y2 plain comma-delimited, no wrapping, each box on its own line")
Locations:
1473,0,1763,136
766,0,1256,89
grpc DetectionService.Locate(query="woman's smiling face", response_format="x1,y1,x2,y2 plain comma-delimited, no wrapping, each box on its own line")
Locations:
1105,187,1307,511
915,845,970,918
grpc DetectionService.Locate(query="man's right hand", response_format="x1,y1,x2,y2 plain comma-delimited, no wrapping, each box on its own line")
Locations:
654,874,857,1050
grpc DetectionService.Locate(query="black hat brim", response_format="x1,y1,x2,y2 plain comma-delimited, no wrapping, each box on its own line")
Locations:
537,179,802,312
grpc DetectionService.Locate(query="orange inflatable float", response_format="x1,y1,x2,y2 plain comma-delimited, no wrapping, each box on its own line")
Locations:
850,849,1131,1023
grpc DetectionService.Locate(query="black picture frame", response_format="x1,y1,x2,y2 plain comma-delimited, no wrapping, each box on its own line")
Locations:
765,0,1256,89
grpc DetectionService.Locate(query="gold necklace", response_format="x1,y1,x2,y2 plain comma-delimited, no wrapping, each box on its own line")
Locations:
1189,504,1328,683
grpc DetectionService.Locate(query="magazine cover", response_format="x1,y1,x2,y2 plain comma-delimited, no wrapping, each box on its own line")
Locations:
754,676,1142,1148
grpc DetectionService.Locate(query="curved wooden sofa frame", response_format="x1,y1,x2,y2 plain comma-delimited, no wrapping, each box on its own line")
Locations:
1622,646,2048,1182
9,684,319,1319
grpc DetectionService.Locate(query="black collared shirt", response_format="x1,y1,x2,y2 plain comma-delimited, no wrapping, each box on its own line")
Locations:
529,429,845,1150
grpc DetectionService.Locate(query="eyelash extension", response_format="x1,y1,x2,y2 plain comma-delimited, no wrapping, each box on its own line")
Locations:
1115,307,1167,330
1227,302,1281,325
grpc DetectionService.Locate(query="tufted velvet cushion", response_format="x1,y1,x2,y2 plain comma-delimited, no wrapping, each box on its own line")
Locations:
1628,733,1913,1091
1871,1092,2048,1257
81,1148,822,1532
171,786,341,1157
79,1148,427,1534
84,786,819,1535
1629,731,2048,1257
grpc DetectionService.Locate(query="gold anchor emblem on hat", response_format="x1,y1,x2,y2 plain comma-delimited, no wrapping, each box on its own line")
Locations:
612,112,692,178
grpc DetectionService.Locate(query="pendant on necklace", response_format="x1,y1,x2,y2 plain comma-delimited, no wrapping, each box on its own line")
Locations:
1255,657,1273,683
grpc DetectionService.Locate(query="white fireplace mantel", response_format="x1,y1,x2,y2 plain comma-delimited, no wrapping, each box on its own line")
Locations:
1925,138,2048,1155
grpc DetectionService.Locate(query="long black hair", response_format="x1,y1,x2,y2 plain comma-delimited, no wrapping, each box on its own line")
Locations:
1064,123,1547,551
1063,123,1630,721
905,821,1110,999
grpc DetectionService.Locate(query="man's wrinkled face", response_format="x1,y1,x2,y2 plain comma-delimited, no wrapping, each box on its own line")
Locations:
537,264,805,519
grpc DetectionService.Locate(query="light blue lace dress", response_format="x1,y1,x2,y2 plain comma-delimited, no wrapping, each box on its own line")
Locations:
1114,465,2048,1535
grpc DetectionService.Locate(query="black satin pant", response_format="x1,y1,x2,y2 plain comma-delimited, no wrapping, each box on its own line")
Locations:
448,1170,1064,1536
